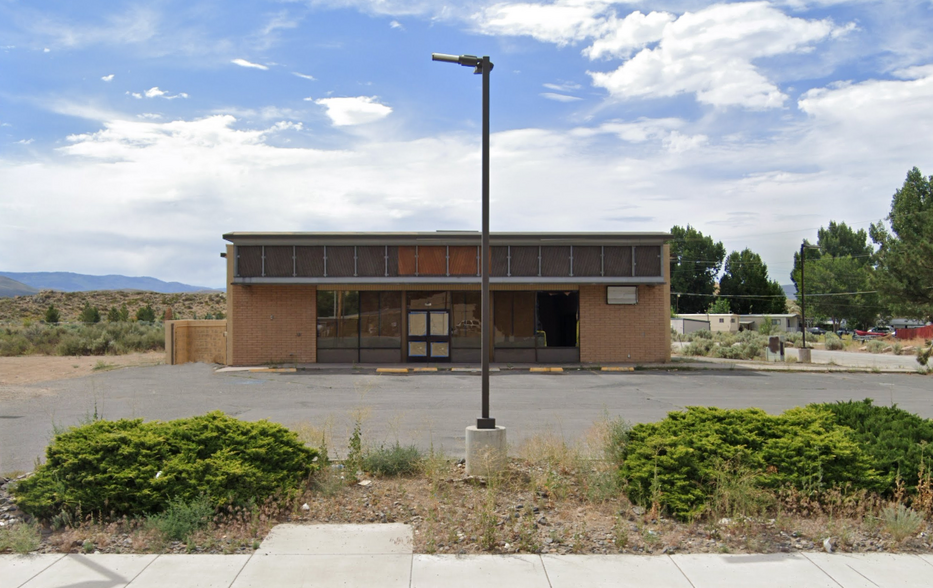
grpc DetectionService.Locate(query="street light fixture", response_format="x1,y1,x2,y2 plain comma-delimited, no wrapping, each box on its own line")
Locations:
800,241,820,351
431,53,495,430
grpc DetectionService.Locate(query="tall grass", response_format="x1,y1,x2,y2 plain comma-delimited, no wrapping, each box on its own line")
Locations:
0,322,164,356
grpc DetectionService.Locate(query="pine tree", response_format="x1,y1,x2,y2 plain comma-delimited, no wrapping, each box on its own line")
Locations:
136,304,156,322
107,307,121,322
45,304,61,324
79,303,101,324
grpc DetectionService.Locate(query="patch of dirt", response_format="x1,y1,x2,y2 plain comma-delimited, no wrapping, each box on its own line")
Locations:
5,461,933,556
0,353,164,401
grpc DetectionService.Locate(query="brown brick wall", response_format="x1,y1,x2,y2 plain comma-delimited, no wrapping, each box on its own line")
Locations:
229,285,317,365
579,245,671,364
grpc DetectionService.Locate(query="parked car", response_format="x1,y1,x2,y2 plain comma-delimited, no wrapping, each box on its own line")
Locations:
807,326,825,335
869,326,892,334
835,328,851,336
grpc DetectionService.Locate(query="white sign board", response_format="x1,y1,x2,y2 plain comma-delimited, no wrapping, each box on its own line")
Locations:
607,286,638,305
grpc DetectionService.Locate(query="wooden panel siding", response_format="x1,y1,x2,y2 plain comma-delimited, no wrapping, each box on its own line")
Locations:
326,246,355,277
357,246,385,277
237,246,262,277
573,246,601,277
295,246,325,277
449,246,478,276
264,246,294,277
603,246,633,277
418,246,447,276
398,246,417,276
510,246,539,277
541,246,571,277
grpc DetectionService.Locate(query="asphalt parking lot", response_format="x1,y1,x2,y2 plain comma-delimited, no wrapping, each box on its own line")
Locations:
1,365,931,474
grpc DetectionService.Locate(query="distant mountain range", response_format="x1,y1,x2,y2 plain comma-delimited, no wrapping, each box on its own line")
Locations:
0,271,221,295
0,276,39,298
782,284,797,300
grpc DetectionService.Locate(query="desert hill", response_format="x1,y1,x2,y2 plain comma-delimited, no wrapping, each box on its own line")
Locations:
0,289,226,323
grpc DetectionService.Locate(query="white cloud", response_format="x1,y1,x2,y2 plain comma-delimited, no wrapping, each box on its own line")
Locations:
541,92,582,102
136,86,188,100
138,113,162,119
315,96,393,126
588,3,840,108
101,74,114,82
583,10,674,60
475,0,613,46
15,139,34,145
390,20,404,29
232,58,269,70
543,82,581,92
293,72,317,80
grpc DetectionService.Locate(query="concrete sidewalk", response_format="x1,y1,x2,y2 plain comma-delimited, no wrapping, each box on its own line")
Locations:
3,524,932,588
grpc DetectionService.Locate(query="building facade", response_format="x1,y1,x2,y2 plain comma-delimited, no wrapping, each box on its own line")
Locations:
223,232,671,366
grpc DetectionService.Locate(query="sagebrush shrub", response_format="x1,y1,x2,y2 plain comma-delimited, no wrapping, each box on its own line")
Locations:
824,334,845,351
363,443,424,476
13,412,320,520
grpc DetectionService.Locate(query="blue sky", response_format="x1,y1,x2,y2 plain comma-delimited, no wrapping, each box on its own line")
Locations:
3,0,933,288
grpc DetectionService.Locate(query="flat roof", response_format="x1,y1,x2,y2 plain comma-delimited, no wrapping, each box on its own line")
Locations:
223,231,672,246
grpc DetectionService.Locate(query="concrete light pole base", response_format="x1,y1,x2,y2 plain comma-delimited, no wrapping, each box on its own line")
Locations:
798,348,812,364
465,426,507,477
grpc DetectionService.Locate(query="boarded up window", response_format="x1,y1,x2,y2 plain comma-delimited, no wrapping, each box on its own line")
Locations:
398,246,416,276
264,246,294,277
510,246,539,277
604,246,633,277
449,246,478,276
418,246,447,276
237,246,262,277
491,247,509,277
541,246,571,277
357,246,385,277
326,246,355,277
634,246,662,277
572,246,601,277
296,246,325,277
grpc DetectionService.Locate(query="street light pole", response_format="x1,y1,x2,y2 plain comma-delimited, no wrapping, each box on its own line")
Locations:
800,241,819,350
432,53,495,430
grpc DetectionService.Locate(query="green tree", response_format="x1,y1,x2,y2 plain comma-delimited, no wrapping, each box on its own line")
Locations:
790,222,878,330
136,304,156,322
718,249,786,315
870,167,933,321
707,298,731,314
79,303,101,324
669,225,726,314
44,305,61,324
107,306,121,322
119,303,130,322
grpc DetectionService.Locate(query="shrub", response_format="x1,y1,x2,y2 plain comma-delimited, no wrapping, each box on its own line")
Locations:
147,495,215,542
136,304,156,323
687,330,713,341
107,307,121,323
13,412,320,520
879,504,924,542
0,522,41,554
78,303,101,324
866,340,888,354
815,399,933,493
824,334,845,351
363,443,424,476
620,406,880,521
45,305,60,324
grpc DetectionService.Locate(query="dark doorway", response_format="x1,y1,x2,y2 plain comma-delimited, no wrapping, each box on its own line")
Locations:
536,292,578,348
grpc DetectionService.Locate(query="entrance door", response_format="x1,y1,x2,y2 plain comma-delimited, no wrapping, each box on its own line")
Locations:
408,310,450,362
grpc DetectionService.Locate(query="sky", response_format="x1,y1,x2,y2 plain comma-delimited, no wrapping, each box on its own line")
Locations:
2,0,933,289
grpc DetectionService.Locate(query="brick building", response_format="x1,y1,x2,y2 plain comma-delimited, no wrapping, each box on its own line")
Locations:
222,232,671,366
